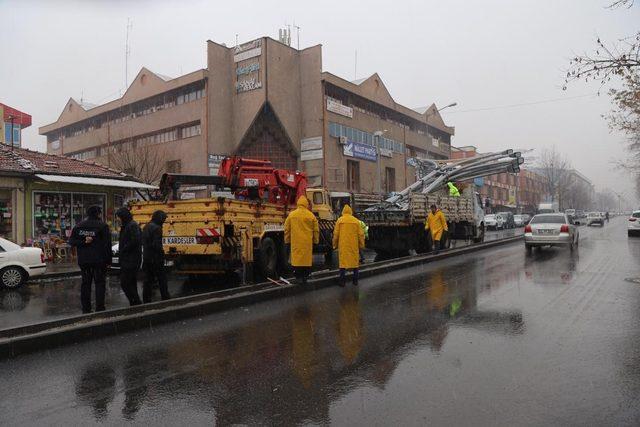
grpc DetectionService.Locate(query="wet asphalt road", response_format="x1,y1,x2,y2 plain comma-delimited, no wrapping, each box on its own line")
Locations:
0,229,520,329
2,219,639,425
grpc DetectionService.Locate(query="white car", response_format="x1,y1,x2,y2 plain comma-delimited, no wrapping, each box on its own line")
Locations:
110,243,174,270
628,211,640,237
587,212,604,227
0,238,46,288
524,213,579,252
484,214,504,230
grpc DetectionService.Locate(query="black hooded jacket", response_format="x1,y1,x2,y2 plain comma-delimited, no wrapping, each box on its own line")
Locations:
142,210,167,263
116,207,142,270
69,208,112,266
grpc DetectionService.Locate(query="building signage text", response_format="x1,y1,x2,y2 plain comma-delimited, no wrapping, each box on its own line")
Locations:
326,98,353,118
236,62,260,76
234,47,262,63
343,141,377,162
301,137,323,152
208,154,226,175
236,78,262,93
234,38,262,53
301,149,323,161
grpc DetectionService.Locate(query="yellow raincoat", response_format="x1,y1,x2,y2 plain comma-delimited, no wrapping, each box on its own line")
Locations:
332,205,365,269
425,209,448,241
284,196,319,267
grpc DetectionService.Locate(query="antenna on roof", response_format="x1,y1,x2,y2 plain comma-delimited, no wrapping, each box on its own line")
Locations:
125,18,133,88
235,34,238,48
278,26,291,46
293,21,300,49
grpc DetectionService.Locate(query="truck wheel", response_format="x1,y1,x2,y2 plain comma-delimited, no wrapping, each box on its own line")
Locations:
258,237,279,279
473,225,485,243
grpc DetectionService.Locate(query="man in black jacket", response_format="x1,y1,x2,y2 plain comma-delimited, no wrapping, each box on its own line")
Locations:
141,210,170,302
69,205,112,313
116,207,142,306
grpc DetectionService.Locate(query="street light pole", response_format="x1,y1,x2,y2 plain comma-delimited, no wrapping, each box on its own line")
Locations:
424,102,457,158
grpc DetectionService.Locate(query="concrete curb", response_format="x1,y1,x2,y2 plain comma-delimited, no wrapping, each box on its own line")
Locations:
0,235,522,358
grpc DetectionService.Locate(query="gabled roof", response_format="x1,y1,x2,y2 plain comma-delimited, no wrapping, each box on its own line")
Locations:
0,144,133,180
40,67,206,134
322,72,455,135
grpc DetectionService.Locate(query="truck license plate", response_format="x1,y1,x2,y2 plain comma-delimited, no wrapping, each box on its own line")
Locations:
163,237,197,245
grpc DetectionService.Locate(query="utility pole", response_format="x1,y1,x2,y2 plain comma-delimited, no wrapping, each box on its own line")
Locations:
125,18,133,88
374,130,387,196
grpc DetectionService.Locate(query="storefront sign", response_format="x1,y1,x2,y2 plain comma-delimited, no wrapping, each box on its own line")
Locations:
301,149,323,161
326,98,353,118
379,148,393,158
236,78,262,93
344,141,377,162
236,62,260,75
234,47,262,63
208,154,226,175
301,137,322,151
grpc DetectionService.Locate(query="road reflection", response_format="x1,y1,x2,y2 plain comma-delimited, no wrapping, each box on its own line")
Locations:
524,246,578,285
69,255,523,424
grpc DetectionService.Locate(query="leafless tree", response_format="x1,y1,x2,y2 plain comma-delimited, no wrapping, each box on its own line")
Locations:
535,147,573,208
109,143,168,197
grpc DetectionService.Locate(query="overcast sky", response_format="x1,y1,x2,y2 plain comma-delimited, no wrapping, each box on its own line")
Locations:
2,0,639,203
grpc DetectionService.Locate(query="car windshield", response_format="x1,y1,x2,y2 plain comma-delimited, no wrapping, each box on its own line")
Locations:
530,215,566,224
633,212,640,218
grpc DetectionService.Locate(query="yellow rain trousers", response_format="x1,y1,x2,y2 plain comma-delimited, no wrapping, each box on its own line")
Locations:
284,196,319,267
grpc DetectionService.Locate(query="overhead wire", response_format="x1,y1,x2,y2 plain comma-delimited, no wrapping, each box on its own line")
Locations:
442,93,599,114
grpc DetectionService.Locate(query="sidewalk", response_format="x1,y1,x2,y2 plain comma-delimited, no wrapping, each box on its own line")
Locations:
32,261,81,281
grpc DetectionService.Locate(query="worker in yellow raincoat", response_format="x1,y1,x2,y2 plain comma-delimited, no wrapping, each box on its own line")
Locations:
425,203,448,253
333,205,365,287
284,196,319,285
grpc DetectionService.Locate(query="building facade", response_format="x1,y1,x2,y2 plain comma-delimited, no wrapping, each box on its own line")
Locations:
0,103,32,148
40,68,207,181
41,37,454,194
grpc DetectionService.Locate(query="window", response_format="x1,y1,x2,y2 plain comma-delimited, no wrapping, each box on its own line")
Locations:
347,160,360,191
385,167,396,193
312,192,324,206
166,160,181,173
180,123,201,139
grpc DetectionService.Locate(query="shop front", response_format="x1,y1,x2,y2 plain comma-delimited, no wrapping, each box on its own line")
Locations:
26,178,150,245
0,177,25,243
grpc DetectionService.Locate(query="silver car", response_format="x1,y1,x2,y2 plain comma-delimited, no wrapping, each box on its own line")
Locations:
524,213,579,252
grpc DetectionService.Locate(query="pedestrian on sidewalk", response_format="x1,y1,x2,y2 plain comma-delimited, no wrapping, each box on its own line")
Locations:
141,210,171,302
333,205,365,287
284,195,319,285
425,204,448,254
69,205,112,313
115,207,142,306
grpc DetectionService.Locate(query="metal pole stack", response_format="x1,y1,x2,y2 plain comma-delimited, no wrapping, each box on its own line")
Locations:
372,149,523,211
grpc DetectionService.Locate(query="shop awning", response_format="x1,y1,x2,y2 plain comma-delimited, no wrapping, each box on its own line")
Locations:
35,174,157,189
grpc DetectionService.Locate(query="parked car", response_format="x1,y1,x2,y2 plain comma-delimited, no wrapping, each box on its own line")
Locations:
524,213,579,252
513,215,526,227
586,212,604,227
110,243,174,270
484,214,504,230
0,238,46,289
628,211,640,237
497,212,515,229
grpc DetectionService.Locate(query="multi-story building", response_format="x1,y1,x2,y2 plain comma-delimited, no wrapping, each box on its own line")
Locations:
451,146,548,213
1,103,32,148
40,68,207,181
41,36,454,194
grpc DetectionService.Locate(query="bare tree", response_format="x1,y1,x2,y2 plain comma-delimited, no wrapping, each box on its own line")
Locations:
109,143,168,196
535,147,573,208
